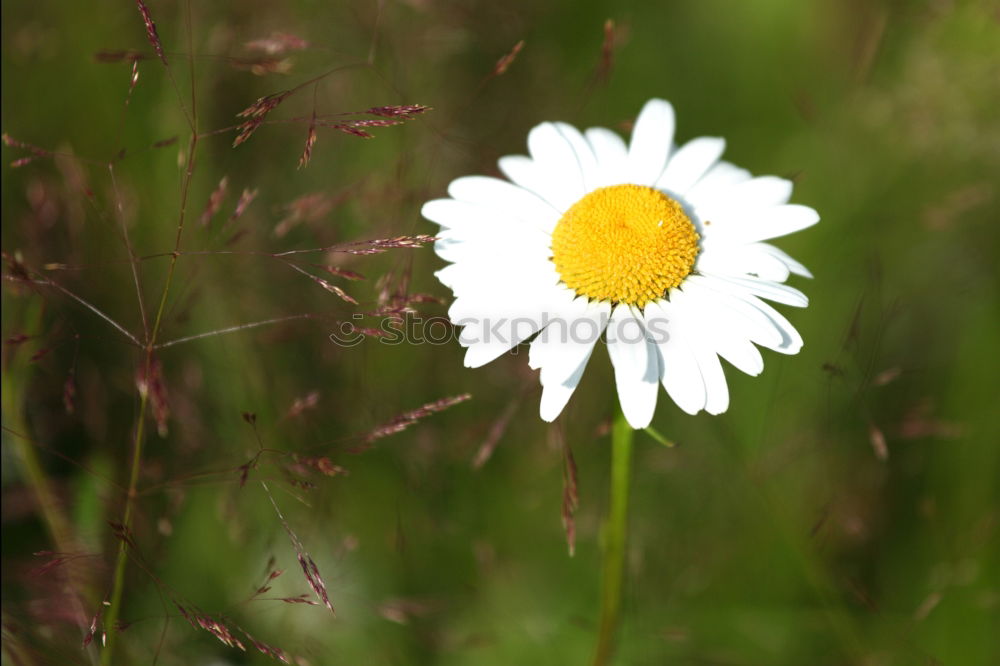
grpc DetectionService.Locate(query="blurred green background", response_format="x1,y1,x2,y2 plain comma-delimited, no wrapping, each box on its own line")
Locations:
3,0,999,664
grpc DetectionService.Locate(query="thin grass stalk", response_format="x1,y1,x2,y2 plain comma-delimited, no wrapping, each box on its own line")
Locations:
101,145,196,662
101,15,200,656
2,302,97,663
1,300,76,556
99,388,148,665
722,441,868,659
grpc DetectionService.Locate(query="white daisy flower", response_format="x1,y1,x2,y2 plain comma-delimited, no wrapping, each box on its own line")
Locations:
422,99,818,429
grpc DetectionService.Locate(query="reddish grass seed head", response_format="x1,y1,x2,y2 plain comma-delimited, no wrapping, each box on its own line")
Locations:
234,91,292,147
245,32,310,55
365,104,430,118
229,188,258,223
134,0,167,66
364,394,472,443
199,176,229,226
493,40,525,76
297,123,317,169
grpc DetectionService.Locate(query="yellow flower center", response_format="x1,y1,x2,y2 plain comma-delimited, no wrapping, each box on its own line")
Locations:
550,185,700,307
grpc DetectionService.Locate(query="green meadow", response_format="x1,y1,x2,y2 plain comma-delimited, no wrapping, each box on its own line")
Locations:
2,1,998,664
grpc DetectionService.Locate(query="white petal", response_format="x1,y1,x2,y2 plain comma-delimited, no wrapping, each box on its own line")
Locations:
679,277,785,350
432,215,551,246
447,281,545,322
695,245,792,282
684,161,752,208
433,229,551,264
528,123,581,179
693,177,796,235
452,287,573,368
462,339,521,368
656,137,726,195
684,285,804,356
712,334,764,377
711,204,820,244
496,154,535,189
606,305,660,428
532,299,610,422
460,316,543,368
421,198,545,235
433,236,541,266
421,198,477,230
667,288,763,377
585,127,629,187
722,176,793,209
627,99,676,186
527,122,588,207
540,359,588,422
687,335,730,415
497,155,576,215
667,291,730,414
529,298,608,376
644,301,706,415
435,256,557,296
752,243,814,278
702,275,809,308
446,176,560,230
553,122,601,192
742,295,804,354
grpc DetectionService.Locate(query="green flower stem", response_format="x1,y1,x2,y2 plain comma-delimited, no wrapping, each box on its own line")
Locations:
592,406,633,666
